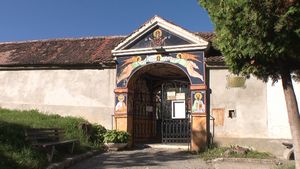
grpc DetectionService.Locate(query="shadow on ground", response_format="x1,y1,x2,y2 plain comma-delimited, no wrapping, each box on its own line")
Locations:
69,147,205,169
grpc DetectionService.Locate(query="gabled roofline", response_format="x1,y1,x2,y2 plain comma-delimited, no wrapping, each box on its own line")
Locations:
112,15,209,56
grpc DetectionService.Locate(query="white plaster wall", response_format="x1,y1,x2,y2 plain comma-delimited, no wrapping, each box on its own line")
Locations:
209,69,268,138
267,80,299,139
0,69,116,129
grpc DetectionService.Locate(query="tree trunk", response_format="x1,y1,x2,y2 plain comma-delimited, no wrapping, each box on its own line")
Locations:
281,71,300,169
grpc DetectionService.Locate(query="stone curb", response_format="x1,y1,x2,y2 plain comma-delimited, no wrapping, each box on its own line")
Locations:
46,150,101,169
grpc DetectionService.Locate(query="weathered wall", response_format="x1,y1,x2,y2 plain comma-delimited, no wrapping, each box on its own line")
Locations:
0,69,116,129
208,68,299,157
209,70,299,140
209,69,299,139
267,79,300,139
209,69,269,138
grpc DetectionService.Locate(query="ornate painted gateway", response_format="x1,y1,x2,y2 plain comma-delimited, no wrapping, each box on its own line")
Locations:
112,16,209,151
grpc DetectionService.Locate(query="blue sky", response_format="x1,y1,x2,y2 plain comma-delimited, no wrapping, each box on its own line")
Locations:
0,0,214,42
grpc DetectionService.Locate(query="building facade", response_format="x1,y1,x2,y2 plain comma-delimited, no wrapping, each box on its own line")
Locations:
0,16,298,156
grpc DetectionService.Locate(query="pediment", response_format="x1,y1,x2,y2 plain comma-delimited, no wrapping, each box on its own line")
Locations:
125,26,192,49
112,16,209,56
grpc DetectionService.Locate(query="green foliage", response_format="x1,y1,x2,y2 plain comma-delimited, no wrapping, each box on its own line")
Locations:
0,108,101,169
231,150,273,159
199,145,274,161
199,146,228,160
274,163,295,169
90,124,107,145
103,130,129,143
0,109,92,146
199,0,300,82
198,2,300,167
0,121,47,169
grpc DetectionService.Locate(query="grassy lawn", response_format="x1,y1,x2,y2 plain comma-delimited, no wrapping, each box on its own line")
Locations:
199,145,275,161
0,108,103,169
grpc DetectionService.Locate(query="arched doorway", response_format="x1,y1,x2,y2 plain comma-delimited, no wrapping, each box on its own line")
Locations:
113,52,208,151
112,17,210,151
126,63,192,144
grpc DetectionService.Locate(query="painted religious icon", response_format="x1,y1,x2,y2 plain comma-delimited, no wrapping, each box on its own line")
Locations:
116,52,205,87
117,56,146,84
150,29,168,47
192,92,205,113
115,94,127,114
127,27,190,49
170,53,203,81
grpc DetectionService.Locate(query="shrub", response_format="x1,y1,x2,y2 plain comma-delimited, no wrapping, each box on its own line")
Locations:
90,124,107,144
103,130,129,143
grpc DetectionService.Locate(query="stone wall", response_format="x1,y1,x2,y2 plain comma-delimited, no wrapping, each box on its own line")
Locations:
0,67,298,141
208,68,269,138
208,68,300,157
207,68,300,139
0,69,116,129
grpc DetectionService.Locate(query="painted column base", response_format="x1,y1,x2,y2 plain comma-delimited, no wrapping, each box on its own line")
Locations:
114,114,133,147
191,113,207,151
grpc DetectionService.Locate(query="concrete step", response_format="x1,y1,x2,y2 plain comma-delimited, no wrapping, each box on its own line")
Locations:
137,143,190,150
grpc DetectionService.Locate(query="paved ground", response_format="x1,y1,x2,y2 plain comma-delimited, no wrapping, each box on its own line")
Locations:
69,148,281,169
210,159,278,169
69,148,211,169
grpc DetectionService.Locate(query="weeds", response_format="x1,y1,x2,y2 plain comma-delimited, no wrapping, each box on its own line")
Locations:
199,145,274,160
274,164,295,169
0,108,103,169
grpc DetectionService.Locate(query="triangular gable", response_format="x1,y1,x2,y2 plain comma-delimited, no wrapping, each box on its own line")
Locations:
125,26,192,49
112,16,209,56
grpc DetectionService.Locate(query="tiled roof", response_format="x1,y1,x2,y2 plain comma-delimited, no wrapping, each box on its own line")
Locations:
194,32,215,41
205,55,225,66
0,36,124,67
205,42,225,66
0,33,224,67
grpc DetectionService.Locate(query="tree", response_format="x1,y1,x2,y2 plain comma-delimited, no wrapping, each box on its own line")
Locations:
198,0,300,167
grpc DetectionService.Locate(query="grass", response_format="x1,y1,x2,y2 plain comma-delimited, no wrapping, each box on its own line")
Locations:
199,145,274,160
0,108,101,169
273,163,295,169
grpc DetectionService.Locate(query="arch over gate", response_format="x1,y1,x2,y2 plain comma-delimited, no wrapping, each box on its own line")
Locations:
114,52,207,150
127,62,192,88
116,52,205,88
112,16,209,151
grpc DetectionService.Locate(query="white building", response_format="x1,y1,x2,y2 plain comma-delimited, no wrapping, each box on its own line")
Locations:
0,16,297,157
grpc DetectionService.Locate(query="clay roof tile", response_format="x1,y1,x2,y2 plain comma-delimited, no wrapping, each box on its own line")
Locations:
0,33,224,67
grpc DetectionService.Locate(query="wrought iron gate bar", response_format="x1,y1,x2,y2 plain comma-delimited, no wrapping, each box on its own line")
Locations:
162,119,190,143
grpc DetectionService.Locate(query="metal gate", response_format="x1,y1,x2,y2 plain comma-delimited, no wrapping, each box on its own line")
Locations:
131,79,191,144
162,119,190,143
160,81,191,143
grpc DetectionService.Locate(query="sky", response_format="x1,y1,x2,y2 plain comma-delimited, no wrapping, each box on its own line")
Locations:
0,0,214,43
